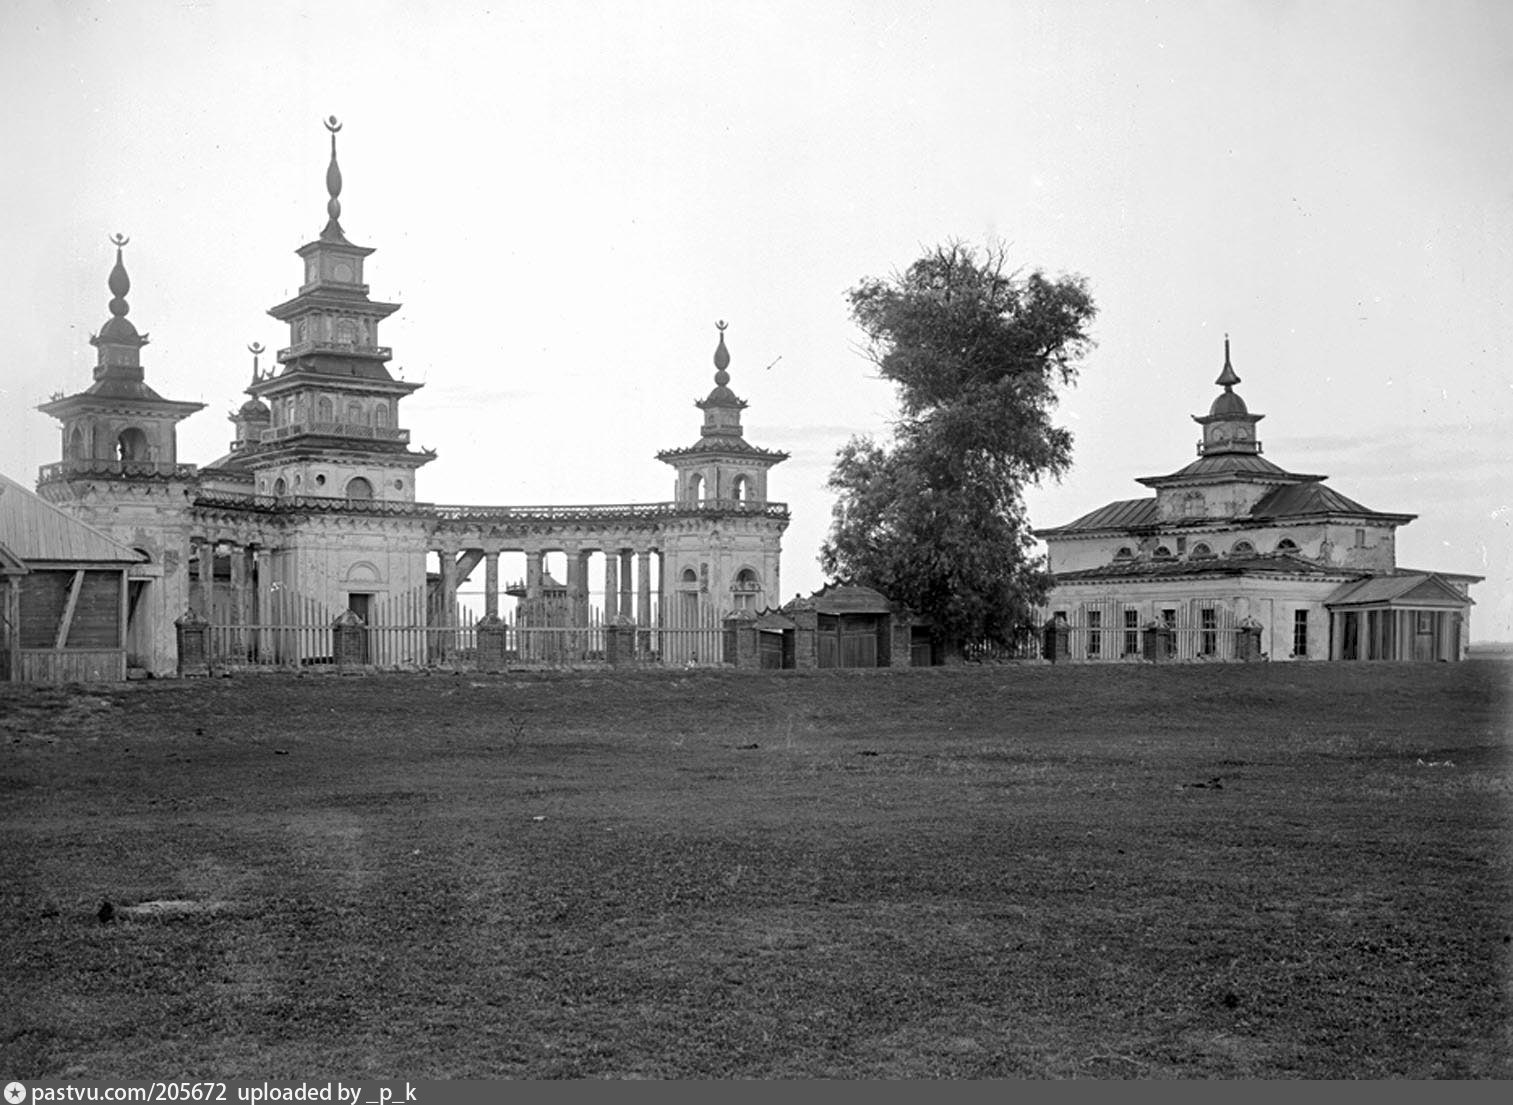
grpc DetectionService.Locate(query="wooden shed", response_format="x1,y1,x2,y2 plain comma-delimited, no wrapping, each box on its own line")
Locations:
0,473,147,683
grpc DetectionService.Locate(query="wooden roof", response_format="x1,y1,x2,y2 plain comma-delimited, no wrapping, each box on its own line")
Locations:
0,472,145,565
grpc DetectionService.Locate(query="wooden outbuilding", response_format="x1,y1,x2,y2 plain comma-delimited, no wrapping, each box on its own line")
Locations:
0,472,147,682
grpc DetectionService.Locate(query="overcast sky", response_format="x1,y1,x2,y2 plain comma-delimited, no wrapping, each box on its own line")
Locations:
2,0,1509,640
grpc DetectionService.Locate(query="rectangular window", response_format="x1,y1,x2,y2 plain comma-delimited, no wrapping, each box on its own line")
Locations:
1355,528,1367,548
1416,611,1434,635
1293,609,1309,657
1200,607,1217,656
1161,608,1177,628
1123,609,1140,655
1086,609,1102,659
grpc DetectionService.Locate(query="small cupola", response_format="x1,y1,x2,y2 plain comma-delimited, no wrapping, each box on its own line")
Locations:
1192,336,1264,456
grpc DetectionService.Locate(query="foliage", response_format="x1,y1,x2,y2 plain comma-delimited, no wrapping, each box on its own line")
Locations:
822,241,1096,641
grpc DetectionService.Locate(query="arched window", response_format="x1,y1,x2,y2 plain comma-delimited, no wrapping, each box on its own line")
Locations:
335,319,358,346
1191,542,1214,559
1276,538,1299,554
316,396,334,423
67,426,85,460
273,477,287,497
687,473,705,502
732,568,761,609
345,476,374,501
116,427,149,462
346,401,363,425
731,474,750,502
1153,545,1173,560
680,568,698,586
373,404,389,428
1232,540,1256,557
1114,546,1134,560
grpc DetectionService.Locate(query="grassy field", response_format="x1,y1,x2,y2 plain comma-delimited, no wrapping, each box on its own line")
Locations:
2,660,1509,1079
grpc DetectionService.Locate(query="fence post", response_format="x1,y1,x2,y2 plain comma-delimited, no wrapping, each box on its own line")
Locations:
723,610,759,669
788,602,819,669
1042,613,1070,663
476,613,507,672
332,610,366,670
175,607,210,677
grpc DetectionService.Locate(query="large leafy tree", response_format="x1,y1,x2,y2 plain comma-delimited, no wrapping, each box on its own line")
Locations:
821,241,1096,642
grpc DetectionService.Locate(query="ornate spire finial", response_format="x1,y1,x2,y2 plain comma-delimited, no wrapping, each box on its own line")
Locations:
321,115,347,242
1215,333,1240,389
248,341,265,382
107,233,131,318
713,320,731,385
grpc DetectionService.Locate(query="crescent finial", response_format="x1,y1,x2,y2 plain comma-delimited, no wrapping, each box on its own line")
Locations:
110,233,130,248
325,115,342,134
716,319,728,332
248,341,265,355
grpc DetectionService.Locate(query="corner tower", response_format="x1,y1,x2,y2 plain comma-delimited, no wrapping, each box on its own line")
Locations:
655,322,789,623
246,117,434,503
37,235,205,486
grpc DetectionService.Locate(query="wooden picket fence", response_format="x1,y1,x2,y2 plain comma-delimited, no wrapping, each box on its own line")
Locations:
205,590,731,671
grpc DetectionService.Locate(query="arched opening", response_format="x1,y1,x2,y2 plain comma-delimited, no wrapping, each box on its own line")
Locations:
1231,540,1256,557
345,476,374,501
346,401,364,425
317,396,334,423
374,404,389,428
732,567,761,610
688,473,705,502
731,474,750,502
1153,545,1174,560
1114,546,1134,561
273,477,287,497
678,567,700,627
116,427,149,462
67,426,85,460
1191,542,1214,559
1276,538,1299,554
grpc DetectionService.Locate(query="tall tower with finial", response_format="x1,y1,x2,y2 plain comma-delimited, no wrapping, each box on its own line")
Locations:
655,322,789,622
245,116,433,503
37,235,205,482
36,235,207,675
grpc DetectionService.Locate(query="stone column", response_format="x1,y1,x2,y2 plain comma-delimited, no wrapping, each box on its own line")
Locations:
439,547,458,661
254,547,273,663
602,550,618,625
565,547,589,628
484,550,500,619
228,545,249,663
525,550,544,604
619,550,634,619
195,538,214,621
637,550,652,626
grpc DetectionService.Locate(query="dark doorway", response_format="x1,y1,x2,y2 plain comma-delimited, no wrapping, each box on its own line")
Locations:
347,592,373,663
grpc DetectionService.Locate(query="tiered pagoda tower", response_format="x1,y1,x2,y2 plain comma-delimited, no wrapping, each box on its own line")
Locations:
245,116,433,503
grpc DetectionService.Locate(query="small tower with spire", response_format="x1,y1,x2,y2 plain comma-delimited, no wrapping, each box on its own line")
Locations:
656,321,789,505
1192,336,1265,457
228,343,273,451
38,235,205,485
245,116,432,503
655,322,790,621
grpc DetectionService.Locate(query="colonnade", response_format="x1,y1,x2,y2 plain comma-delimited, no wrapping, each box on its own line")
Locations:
434,545,662,629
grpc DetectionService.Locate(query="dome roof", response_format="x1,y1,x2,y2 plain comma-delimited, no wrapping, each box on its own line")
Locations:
238,396,271,421
1209,387,1249,417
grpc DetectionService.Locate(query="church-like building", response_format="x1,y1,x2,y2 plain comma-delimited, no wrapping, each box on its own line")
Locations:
1033,341,1479,662
24,119,789,678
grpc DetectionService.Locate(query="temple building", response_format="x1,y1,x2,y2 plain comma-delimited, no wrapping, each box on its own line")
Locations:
18,118,789,679
1033,341,1479,662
